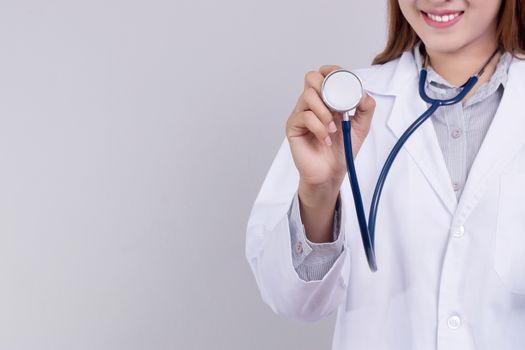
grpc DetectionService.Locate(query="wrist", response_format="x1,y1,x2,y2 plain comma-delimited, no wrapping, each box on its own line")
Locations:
298,179,341,209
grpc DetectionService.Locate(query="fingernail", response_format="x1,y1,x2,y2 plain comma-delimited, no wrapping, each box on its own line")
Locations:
328,121,337,133
324,136,332,146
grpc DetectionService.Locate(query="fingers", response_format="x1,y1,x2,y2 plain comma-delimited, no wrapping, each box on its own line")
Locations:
304,70,324,95
303,65,343,95
319,64,342,77
288,88,339,147
287,110,335,146
287,64,345,147
294,87,335,127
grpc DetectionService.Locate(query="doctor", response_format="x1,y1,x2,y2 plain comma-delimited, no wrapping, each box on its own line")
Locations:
246,0,525,349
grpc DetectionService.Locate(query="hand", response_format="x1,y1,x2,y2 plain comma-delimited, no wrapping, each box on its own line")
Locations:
286,65,376,191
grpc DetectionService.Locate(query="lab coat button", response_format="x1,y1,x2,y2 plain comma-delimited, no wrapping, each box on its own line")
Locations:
453,225,465,237
447,315,461,329
296,241,303,255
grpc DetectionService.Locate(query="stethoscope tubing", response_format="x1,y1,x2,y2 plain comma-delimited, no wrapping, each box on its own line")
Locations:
344,70,479,272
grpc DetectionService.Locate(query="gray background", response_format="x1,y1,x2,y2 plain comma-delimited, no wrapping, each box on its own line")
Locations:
0,0,386,349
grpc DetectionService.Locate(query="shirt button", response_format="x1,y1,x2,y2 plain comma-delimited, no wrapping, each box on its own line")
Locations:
296,241,303,255
452,128,462,139
447,315,462,329
453,225,465,237
452,182,462,191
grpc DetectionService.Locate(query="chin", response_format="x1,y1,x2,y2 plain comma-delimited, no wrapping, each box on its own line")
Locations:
419,36,466,55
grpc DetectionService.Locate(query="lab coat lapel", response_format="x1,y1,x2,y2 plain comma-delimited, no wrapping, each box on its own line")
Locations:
377,54,458,215
385,86,458,215
453,57,525,223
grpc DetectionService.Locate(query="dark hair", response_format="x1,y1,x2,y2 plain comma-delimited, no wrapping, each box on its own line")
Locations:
373,0,525,65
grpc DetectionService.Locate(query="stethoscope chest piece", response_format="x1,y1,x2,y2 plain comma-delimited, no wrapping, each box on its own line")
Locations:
321,69,364,120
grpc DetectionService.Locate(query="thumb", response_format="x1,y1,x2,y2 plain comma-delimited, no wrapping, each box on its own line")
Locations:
355,90,376,119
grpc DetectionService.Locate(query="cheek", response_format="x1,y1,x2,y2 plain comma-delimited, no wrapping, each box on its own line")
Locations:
468,0,501,23
397,0,419,25
397,0,416,14
464,1,501,34
397,0,416,6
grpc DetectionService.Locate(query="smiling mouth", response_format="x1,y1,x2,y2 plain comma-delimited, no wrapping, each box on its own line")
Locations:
422,11,464,23
420,10,464,28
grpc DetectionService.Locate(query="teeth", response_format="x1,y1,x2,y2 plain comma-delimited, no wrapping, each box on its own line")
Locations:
426,12,461,23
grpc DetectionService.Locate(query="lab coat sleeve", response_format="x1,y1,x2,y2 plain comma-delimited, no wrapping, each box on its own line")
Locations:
289,190,345,282
245,138,351,322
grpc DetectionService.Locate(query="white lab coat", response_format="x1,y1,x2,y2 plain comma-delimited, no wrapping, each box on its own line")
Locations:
245,50,525,349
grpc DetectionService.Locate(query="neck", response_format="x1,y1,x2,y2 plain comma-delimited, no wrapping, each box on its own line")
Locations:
426,36,500,86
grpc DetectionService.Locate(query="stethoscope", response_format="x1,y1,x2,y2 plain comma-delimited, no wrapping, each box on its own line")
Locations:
320,47,500,272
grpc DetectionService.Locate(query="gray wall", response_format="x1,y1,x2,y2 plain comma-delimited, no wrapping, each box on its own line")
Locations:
0,1,386,349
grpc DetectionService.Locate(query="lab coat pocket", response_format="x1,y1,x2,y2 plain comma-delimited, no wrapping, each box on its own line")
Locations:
495,171,525,295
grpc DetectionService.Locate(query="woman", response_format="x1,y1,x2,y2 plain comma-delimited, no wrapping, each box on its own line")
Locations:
246,1,525,348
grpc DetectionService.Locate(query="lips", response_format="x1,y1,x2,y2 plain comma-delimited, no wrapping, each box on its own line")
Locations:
421,10,464,28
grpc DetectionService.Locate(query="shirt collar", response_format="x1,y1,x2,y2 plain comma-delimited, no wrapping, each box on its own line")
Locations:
412,40,512,91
